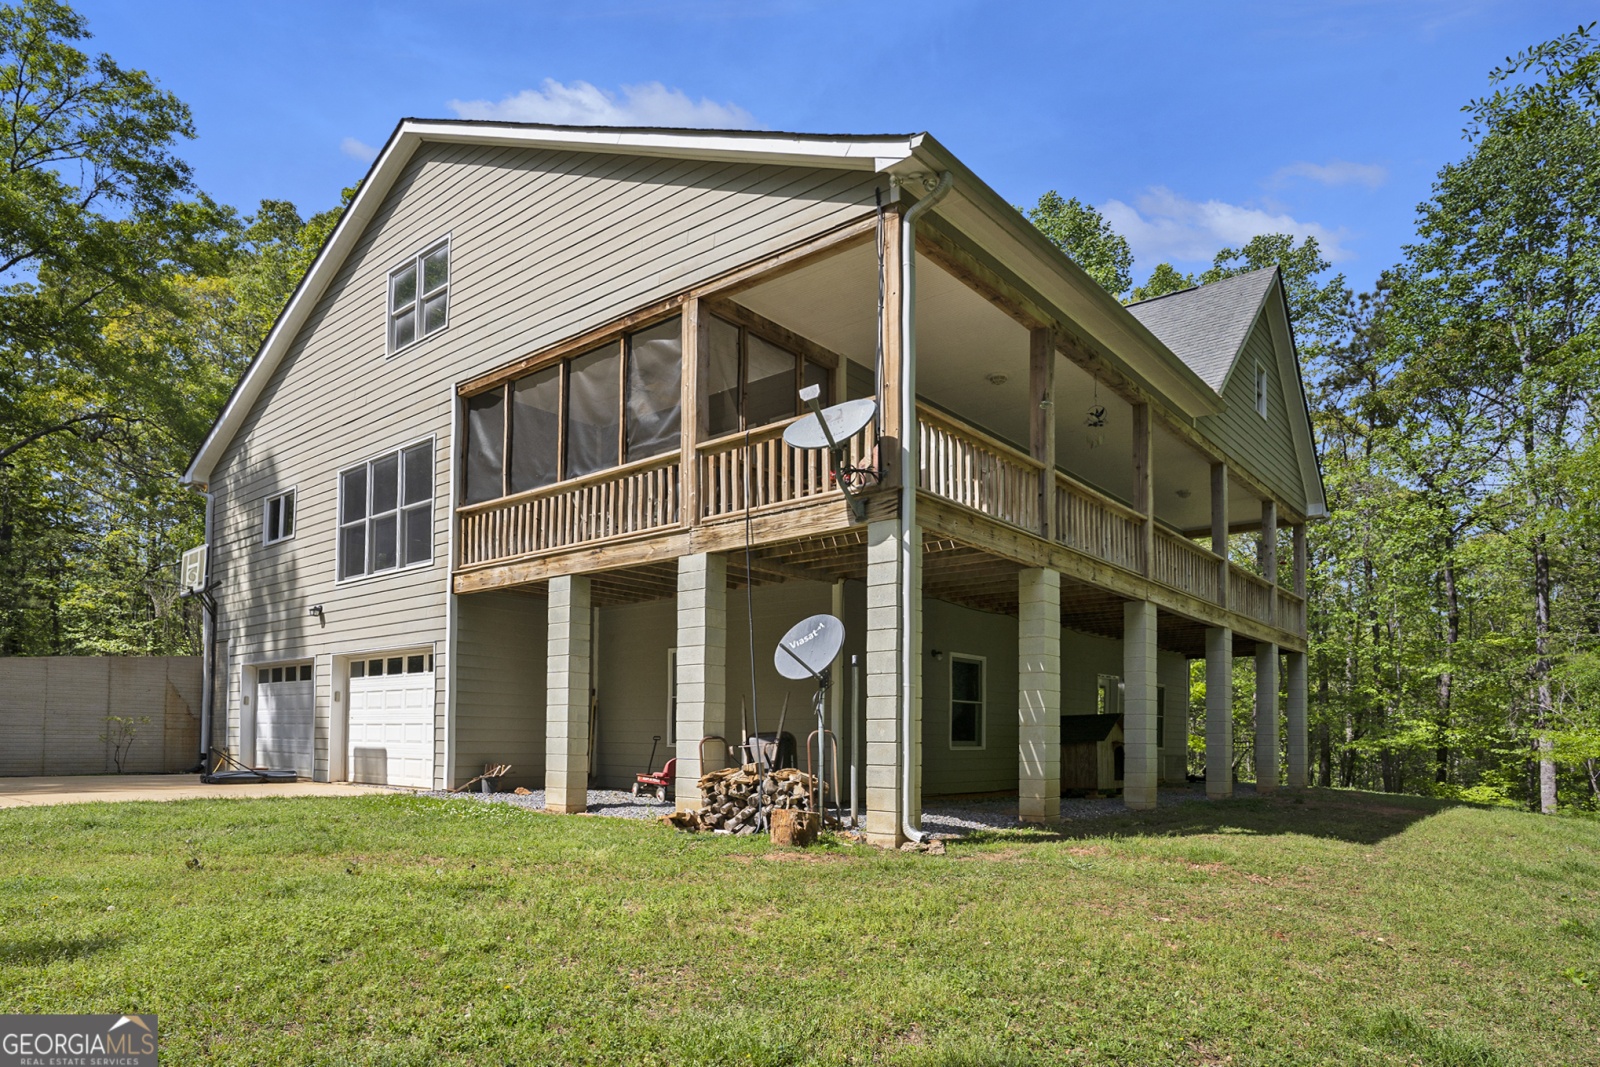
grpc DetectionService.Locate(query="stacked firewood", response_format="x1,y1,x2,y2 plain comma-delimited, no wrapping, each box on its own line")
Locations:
661,764,814,834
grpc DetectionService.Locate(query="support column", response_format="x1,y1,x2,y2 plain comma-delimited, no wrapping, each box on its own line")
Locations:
1134,404,1153,577
545,574,591,814
674,553,726,810
1030,327,1056,540
1254,643,1279,794
1123,599,1158,810
1211,462,1230,609
1018,568,1061,825
1205,626,1234,799
865,518,920,847
1286,650,1308,789
1261,498,1278,623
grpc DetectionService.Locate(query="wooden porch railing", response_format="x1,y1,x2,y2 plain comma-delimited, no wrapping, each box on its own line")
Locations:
1229,565,1276,628
1276,589,1306,634
918,405,1041,533
457,453,680,568
1152,528,1222,603
698,416,873,520
1054,471,1145,574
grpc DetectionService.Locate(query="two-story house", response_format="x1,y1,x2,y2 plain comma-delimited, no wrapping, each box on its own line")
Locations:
183,121,1324,847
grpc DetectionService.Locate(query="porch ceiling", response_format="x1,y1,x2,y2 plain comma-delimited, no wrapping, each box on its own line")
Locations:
733,244,1270,534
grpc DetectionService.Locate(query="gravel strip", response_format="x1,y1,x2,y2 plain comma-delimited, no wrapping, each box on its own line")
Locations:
425,781,1258,835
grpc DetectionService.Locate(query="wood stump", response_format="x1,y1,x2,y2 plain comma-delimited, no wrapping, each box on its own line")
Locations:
769,807,820,847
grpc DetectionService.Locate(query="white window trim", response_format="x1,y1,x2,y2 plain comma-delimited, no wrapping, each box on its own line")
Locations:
1255,360,1269,419
262,487,297,547
1097,673,1123,717
334,435,437,586
948,652,987,750
666,647,678,746
387,236,451,357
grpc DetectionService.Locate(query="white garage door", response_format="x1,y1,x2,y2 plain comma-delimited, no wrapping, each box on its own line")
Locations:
256,663,314,777
348,651,435,788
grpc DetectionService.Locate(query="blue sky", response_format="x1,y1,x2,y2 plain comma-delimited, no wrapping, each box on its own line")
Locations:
76,0,1593,289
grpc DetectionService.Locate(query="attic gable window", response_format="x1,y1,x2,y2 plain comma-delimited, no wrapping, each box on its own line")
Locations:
389,240,449,353
1255,361,1269,419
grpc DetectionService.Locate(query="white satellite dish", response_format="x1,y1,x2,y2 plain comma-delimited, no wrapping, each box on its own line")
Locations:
774,613,846,680
180,544,208,594
782,396,876,451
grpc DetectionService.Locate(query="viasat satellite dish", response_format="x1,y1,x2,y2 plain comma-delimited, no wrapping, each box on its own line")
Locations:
774,613,846,680
782,396,876,451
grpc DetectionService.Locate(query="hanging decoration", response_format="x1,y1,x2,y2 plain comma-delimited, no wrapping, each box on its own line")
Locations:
1084,374,1107,449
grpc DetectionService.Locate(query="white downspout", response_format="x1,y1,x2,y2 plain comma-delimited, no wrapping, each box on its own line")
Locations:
198,487,216,772
898,171,952,845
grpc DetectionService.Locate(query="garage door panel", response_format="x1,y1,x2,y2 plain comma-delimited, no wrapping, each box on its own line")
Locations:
256,669,314,778
348,661,434,789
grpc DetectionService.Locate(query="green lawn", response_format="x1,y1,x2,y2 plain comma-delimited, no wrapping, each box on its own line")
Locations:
1,789,1596,1066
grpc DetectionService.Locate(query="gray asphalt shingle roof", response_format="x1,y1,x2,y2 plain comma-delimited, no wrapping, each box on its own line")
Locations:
1125,267,1279,392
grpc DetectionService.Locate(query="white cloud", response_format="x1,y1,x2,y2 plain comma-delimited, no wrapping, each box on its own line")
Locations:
1101,186,1353,266
1270,159,1388,189
447,79,757,129
341,137,379,163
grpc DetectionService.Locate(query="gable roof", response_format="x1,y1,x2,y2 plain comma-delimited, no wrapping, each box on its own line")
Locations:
1124,267,1277,392
181,120,1228,485
1130,267,1327,519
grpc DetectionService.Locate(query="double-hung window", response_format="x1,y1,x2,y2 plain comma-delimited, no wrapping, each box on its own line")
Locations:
950,654,986,748
338,441,433,580
263,489,295,545
389,241,449,353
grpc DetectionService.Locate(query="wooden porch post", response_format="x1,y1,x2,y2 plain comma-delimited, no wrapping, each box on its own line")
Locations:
877,207,904,490
679,298,706,529
1134,403,1153,577
1030,327,1056,540
1211,462,1229,609
1260,498,1278,622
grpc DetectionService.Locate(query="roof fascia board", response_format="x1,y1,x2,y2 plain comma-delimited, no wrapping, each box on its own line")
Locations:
896,136,1223,418
1261,281,1329,518
402,121,922,171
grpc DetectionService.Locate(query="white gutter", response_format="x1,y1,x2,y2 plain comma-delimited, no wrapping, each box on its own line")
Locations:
898,171,953,846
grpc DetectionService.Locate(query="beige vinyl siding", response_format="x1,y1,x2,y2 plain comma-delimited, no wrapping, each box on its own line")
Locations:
920,600,1019,795
592,597,676,791
1196,317,1307,512
452,590,546,790
206,139,883,785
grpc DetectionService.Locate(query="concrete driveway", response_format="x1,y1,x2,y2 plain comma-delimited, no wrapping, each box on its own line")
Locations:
0,774,391,809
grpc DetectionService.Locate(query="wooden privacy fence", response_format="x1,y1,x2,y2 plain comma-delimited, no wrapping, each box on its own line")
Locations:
917,405,1040,533
0,656,201,775
458,454,679,568
698,417,873,520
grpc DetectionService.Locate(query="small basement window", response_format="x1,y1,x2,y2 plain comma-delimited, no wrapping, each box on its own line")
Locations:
950,654,986,748
263,489,295,545
389,240,449,353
